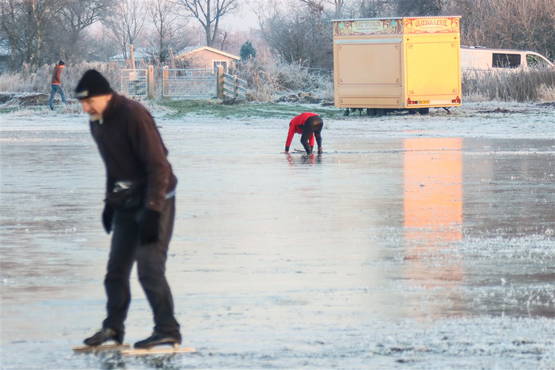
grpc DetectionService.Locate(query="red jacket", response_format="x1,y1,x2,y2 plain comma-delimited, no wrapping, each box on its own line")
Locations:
285,112,319,148
51,65,64,85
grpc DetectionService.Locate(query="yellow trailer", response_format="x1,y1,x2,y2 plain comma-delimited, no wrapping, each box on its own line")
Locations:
333,16,462,115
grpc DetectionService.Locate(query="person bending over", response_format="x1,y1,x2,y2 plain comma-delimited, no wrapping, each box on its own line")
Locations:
284,112,323,155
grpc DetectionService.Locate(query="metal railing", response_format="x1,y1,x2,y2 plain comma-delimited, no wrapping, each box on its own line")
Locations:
162,68,217,99
121,69,148,97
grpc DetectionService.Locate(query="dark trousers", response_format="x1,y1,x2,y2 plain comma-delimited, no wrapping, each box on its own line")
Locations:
102,197,180,337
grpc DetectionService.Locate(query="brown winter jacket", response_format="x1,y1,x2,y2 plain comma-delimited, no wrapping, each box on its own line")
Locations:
89,93,177,213
51,65,64,85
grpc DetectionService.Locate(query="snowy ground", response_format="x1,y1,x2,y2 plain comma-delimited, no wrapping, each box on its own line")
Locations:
1,102,554,369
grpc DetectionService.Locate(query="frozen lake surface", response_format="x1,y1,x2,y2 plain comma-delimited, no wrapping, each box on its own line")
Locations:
1,102,554,369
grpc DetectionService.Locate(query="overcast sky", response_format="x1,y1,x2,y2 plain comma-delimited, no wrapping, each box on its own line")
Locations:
218,0,262,31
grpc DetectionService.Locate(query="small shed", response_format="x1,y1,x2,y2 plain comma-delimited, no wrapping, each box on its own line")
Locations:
175,46,239,73
110,47,151,67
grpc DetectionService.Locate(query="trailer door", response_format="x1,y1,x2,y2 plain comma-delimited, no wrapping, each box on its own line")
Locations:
334,40,403,107
336,41,402,85
405,37,460,100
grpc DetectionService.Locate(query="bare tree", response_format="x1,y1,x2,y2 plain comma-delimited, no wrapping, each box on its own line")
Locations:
59,0,112,47
299,0,324,14
176,0,239,47
55,0,113,61
261,4,332,70
146,0,189,64
0,0,64,68
395,0,443,16
445,0,555,58
218,30,228,50
104,0,146,60
85,26,120,62
299,0,344,17
356,0,393,17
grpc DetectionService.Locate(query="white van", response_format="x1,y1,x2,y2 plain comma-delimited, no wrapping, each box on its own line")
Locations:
461,46,554,73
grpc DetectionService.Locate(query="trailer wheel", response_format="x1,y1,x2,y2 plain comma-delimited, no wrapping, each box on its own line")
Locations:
366,108,376,116
344,109,350,116
375,109,385,116
418,108,429,115
408,109,418,115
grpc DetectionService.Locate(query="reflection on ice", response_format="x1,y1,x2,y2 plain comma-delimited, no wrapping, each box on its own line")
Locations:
285,153,323,166
403,138,464,318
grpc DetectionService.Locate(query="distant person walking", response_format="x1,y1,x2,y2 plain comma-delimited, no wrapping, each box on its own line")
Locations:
284,112,323,155
48,60,67,110
75,69,182,350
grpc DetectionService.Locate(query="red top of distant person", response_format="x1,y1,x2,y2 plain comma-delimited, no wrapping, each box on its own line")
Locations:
285,112,319,148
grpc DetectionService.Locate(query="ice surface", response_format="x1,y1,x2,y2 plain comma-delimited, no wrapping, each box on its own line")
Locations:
1,102,554,369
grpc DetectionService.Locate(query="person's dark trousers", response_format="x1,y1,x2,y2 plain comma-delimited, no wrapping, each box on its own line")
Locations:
102,196,180,338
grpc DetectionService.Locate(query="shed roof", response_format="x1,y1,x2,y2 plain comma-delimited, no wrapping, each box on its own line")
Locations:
176,46,239,60
110,47,150,61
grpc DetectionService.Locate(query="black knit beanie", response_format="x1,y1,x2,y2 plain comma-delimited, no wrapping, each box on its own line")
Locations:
75,69,113,99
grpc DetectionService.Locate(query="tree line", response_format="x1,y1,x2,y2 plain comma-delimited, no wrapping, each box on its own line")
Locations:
1,0,554,71
0,0,239,69
261,0,555,71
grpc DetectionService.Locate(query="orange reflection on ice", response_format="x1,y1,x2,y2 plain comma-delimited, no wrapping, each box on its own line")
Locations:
403,138,464,294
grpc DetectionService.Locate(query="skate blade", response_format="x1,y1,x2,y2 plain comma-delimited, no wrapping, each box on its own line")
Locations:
121,345,196,356
73,344,130,353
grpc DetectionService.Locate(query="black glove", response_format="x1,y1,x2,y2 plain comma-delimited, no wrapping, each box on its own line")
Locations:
102,204,114,234
140,209,161,244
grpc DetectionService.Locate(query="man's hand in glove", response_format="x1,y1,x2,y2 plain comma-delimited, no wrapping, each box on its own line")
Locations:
102,204,114,234
140,208,161,244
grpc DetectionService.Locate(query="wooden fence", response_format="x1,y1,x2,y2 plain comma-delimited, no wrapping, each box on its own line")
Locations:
220,72,247,103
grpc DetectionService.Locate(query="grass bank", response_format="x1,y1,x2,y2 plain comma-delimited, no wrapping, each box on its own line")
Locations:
463,68,555,102
158,99,345,119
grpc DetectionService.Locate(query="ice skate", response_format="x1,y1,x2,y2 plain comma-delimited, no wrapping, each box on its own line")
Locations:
73,328,128,353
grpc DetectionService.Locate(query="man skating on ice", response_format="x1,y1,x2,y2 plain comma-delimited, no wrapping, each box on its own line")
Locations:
48,60,67,110
76,69,181,349
284,112,323,155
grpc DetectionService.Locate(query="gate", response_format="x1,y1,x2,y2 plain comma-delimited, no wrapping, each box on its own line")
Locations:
162,68,217,99
120,69,148,97
221,73,247,102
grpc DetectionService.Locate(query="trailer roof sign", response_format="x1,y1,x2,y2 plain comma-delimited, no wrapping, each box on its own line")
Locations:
333,19,402,36
404,17,460,34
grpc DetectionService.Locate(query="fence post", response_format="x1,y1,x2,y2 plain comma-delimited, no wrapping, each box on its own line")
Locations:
129,44,136,69
162,66,169,98
147,65,155,99
217,65,224,99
